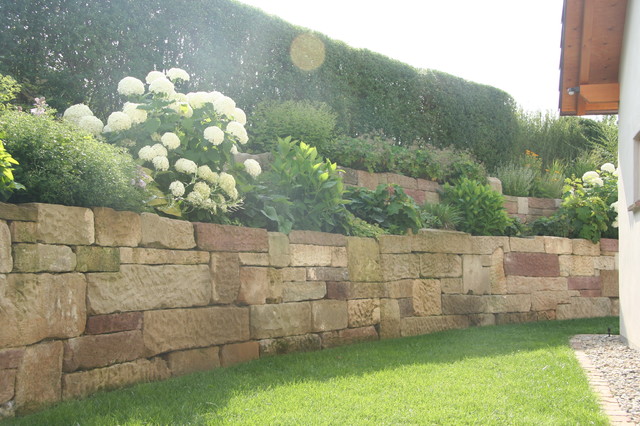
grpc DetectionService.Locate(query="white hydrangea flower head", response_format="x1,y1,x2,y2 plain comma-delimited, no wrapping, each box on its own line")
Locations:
186,190,205,206
213,96,236,117
219,172,237,196
197,165,219,184
102,125,112,133
582,171,599,184
106,111,133,131
244,159,262,178
168,101,193,117
145,71,165,84
232,107,247,125
612,219,619,228
593,177,604,187
172,92,188,102
193,181,212,198
226,121,249,144
169,180,185,197
613,168,620,177
151,143,168,158
175,158,198,175
149,77,175,96
204,126,225,145
138,145,155,162
610,201,620,212
209,91,223,103
63,104,93,125
230,145,239,155
166,68,190,82
186,91,212,109
152,156,170,171
122,102,148,124
77,115,104,136
117,76,145,96
161,132,181,150
601,163,616,173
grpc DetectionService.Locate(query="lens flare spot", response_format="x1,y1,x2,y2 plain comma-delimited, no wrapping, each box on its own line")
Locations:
290,33,326,71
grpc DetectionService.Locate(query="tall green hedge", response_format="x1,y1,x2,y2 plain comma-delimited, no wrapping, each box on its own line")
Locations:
0,0,519,169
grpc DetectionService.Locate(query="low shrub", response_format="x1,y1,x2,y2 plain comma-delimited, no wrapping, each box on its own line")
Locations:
420,202,461,230
496,162,536,197
0,135,23,201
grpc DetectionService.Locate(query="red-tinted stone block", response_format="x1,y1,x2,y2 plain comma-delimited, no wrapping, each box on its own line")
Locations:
326,282,349,300
404,189,426,204
600,238,619,253
568,276,602,290
220,341,259,367
0,348,24,369
63,331,144,372
194,223,268,252
503,253,560,277
528,197,557,209
0,369,16,404
580,289,602,297
85,312,143,335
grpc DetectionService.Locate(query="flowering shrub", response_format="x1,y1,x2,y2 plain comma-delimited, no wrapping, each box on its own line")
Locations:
66,67,258,221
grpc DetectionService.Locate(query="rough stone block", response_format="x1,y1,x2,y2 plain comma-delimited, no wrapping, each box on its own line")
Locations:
573,239,601,256
238,252,269,266
556,297,612,319
340,167,359,185
289,244,332,267
420,253,462,278
441,295,486,315
63,331,144,372
210,252,240,304
0,202,37,221
347,237,382,282
307,267,348,281
531,291,578,311
441,278,463,294
469,314,496,327
0,273,86,348
504,199,518,214
238,266,268,305
579,289,602,297
398,298,414,317
220,342,259,367
568,276,601,291
93,207,141,247
268,232,290,267
74,246,119,272
517,197,529,214
412,229,472,254
417,179,441,192
0,369,16,404
250,303,311,339
87,264,210,314
144,307,250,355
488,177,502,194
326,282,387,300
380,254,419,281
15,341,63,414
282,281,326,302
0,348,24,369
404,189,426,204
495,312,538,325
194,222,268,252
509,237,545,253
401,315,470,337
506,276,567,293
33,203,94,245
594,256,616,270
85,312,143,335
267,268,283,303
471,236,510,255
378,235,413,254
119,247,209,265
612,298,620,316
357,170,380,190
543,237,573,254
331,246,348,267
0,221,11,273
463,255,490,295
379,299,401,339
412,280,441,316
386,280,414,298
600,270,619,297
348,298,380,327
386,173,417,189
321,326,379,348
503,252,560,277
288,230,346,246
62,358,170,400
485,295,531,313
165,347,220,376
600,238,619,253
12,243,75,273
490,248,507,294
259,334,321,357
311,300,348,332
282,267,307,282
140,213,195,249
9,220,37,243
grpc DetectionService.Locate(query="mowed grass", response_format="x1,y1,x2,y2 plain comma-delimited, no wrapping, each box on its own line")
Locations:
8,317,618,425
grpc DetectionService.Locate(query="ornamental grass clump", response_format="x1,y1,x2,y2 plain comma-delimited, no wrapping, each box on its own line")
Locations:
70,67,260,222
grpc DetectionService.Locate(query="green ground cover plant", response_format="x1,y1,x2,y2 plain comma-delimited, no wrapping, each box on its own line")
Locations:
7,317,617,425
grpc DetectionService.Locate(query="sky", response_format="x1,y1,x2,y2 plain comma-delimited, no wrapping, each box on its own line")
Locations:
235,0,564,113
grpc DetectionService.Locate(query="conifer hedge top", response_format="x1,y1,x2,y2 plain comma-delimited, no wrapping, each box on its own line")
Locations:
0,0,519,169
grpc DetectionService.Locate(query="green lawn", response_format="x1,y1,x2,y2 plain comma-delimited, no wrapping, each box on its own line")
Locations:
8,317,618,425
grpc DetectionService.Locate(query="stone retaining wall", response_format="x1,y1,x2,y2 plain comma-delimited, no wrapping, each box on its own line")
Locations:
341,167,561,223
0,202,618,417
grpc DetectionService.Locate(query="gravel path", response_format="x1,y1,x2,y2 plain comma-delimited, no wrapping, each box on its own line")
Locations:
571,334,640,425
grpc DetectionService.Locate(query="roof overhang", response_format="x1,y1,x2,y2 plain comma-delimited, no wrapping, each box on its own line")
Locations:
559,0,627,115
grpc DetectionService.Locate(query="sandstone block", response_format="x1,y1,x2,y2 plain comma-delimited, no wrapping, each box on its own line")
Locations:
357,170,379,190
331,246,348,267
210,252,240,304
600,270,619,297
144,307,250,355
405,189,426,204
238,267,268,305
0,202,37,221
387,280,414,298
12,243,76,272
0,273,86,348
424,191,440,204
347,237,382,282
238,252,269,266
420,253,462,278
504,199,518,214
488,176,502,194
556,297,612,320
0,369,16,404
312,300,348,332
509,237,545,253
612,298,620,316
220,342,259,367
119,247,209,265
495,312,538,325
87,264,210,314
490,248,507,294
401,315,470,337
386,173,417,189
194,222,268,252
282,281,326,302
62,358,170,400
307,267,348,281
340,167,359,185
9,220,37,243
260,334,322,356
441,278,463,294
290,244,332,267
471,236,510,255
165,347,220,376
568,276,601,291
378,235,413,254
573,239,600,256
600,238,619,253
0,348,24,369
528,197,556,209
348,298,380,327
594,256,616,270
93,207,141,247
0,221,11,273
326,281,387,299
322,326,379,348
531,291,578,311
543,237,573,254
74,246,119,272
379,299,401,339
250,303,311,339
469,314,496,327
63,330,144,372
506,276,567,294
33,203,94,245
412,280,441,316
268,232,290,267
412,229,472,254
417,179,441,192
398,298,414,317
288,230,346,246
282,267,307,282
579,289,602,297
380,254,420,281
442,294,487,315
140,213,195,249
463,255,490,295
517,197,529,214
503,252,560,277
267,268,283,303
85,312,143,335
485,295,531,313
15,341,63,414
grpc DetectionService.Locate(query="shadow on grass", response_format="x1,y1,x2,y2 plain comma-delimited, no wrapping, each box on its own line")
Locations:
8,317,619,425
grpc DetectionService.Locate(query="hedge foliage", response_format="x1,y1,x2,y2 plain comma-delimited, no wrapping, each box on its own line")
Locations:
0,0,519,170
